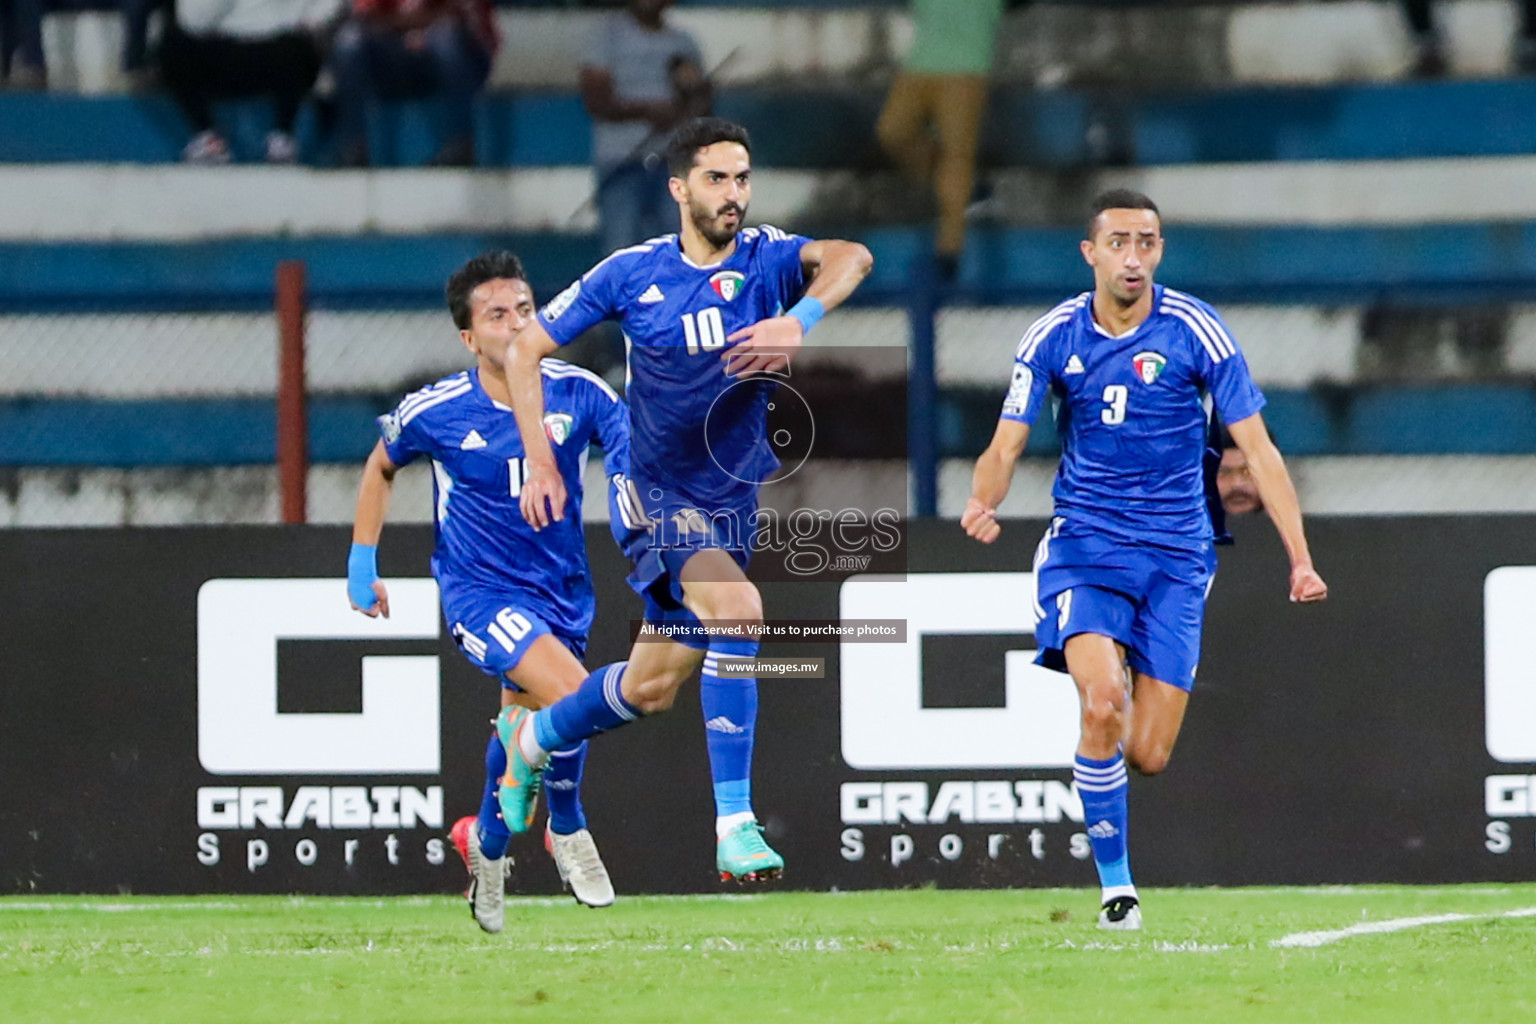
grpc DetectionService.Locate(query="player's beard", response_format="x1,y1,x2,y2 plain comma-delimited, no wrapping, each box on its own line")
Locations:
690,197,745,249
1108,274,1148,307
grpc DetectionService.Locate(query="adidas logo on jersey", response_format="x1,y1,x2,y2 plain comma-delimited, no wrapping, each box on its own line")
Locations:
705,716,746,735
1064,354,1086,375
638,284,666,303
1086,820,1120,839
460,430,487,450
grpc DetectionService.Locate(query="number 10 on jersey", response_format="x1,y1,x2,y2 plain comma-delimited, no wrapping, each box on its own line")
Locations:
681,308,727,355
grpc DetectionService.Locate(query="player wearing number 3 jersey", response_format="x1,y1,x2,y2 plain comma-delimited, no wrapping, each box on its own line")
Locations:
493,117,873,882
963,190,1328,930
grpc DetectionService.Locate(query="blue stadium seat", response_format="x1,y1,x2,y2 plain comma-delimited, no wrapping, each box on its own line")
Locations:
5,223,1536,312
6,80,1536,167
1345,385,1536,455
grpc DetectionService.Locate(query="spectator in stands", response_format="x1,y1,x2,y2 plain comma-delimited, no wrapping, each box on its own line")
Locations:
877,0,1004,282
160,0,342,163
580,0,710,256
1210,416,1279,519
1217,446,1263,517
122,0,170,85
2,0,49,88
328,0,498,167
2,0,168,90
1403,0,1536,77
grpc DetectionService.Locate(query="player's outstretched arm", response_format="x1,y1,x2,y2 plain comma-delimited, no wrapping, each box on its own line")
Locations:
348,440,399,618
1228,413,1328,603
723,238,873,376
963,418,1031,544
798,238,876,311
502,317,565,529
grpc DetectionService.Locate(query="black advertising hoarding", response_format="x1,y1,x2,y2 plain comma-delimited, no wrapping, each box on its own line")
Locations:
2,517,1535,895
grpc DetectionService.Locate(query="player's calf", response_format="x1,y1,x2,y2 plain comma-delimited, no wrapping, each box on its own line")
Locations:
1074,751,1138,921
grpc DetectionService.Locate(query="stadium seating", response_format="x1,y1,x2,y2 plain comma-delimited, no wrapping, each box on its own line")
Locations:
4,0,1534,523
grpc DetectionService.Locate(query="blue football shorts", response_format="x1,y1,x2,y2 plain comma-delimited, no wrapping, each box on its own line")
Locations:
441,584,587,687
623,483,755,651
1030,517,1217,691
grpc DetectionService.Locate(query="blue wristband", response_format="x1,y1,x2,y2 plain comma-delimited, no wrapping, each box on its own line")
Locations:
787,296,825,337
347,543,379,609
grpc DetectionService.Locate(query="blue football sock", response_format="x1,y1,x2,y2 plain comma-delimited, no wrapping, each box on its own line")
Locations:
531,662,640,753
1074,752,1134,899
477,730,511,860
701,639,759,818
544,741,589,835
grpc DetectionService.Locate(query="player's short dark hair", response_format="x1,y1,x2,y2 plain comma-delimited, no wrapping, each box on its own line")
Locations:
666,117,752,179
1087,189,1160,239
445,251,528,330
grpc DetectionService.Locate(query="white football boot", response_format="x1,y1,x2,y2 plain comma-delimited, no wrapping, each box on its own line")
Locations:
546,826,616,908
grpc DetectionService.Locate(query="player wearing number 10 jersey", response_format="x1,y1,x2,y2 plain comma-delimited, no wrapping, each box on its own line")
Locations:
493,117,873,882
963,190,1328,931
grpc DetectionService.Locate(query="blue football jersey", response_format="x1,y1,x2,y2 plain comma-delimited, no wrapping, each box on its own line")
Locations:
538,227,808,510
1002,284,1266,549
377,361,641,637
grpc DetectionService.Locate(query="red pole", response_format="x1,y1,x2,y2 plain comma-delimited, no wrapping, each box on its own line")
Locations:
276,260,308,524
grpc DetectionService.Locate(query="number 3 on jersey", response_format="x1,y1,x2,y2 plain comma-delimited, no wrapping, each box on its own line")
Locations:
1101,385,1128,425
682,308,727,355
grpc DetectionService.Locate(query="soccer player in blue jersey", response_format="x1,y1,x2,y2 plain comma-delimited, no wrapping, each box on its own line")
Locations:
490,117,873,881
962,190,1328,930
347,251,645,931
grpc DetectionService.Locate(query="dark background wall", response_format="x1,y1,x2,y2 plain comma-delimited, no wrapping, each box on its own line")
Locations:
2,517,1533,895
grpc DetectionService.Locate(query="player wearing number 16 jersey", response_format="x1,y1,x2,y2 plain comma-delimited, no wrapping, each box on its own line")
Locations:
348,252,644,930
492,117,873,882
963,190,1328,930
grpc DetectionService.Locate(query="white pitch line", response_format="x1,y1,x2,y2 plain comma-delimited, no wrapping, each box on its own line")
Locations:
0,901,253,912
1272,906,1536,948
0,892,765,913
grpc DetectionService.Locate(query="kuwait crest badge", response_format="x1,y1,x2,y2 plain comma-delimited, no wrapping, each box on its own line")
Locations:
709,271,745,301
543,412,574,446
1132,351,1167,385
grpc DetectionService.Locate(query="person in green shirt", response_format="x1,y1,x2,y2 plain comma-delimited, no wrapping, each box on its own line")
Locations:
876,0,1005,280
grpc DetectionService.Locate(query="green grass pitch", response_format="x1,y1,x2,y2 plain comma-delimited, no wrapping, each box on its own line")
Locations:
3,886,1534,1023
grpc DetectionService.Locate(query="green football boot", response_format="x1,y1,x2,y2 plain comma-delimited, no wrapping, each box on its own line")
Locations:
716,819,784,882
494,706,545,834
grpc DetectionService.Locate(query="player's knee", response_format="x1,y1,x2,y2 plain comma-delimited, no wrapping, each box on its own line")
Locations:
708,582,763,626
1079,689,1124,741
622,665,686,714
630,687,678,714
1126,747,1170,776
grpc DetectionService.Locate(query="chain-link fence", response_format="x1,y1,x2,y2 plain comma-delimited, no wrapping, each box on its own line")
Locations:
4,291,1536,526
0,295,910,526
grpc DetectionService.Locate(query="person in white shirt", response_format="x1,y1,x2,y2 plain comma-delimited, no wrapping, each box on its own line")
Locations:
160,0,344,164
